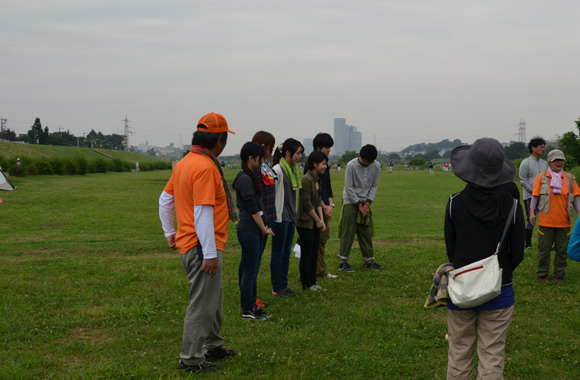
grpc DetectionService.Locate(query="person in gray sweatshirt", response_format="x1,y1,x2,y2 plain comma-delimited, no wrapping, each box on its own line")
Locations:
336,144,383,272
519,137,548,249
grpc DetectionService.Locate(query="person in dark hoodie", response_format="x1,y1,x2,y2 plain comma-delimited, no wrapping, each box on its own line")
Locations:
233,142,274,320
444,138,525,380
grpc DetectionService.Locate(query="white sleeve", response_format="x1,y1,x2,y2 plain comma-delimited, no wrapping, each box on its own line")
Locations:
194,205,217,259
159,191,176,238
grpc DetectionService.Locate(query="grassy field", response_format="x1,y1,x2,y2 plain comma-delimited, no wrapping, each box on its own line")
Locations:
0,142,170,164
1,168,579,379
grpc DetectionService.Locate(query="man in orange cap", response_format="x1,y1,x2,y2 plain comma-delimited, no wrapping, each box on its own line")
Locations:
159,113,237,373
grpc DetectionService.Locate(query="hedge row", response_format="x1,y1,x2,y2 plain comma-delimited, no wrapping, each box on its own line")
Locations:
0,155,172,177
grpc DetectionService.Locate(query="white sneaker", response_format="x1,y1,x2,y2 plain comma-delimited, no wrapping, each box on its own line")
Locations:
325,273,338,279
308,285,320,291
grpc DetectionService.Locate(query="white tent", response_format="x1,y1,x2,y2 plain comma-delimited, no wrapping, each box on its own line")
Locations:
0,167,17,191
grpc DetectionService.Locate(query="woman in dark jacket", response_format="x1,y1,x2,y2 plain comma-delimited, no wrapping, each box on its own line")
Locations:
444,138,525,379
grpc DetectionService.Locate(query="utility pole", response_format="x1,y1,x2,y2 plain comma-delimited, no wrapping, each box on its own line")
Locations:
518,119,526,143
0,117,6,141
122,115,132,149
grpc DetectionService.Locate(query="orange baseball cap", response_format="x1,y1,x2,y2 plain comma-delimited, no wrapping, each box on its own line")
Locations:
197,112,235,134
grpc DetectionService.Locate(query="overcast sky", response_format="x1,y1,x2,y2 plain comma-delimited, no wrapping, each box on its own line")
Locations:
2,0,580,155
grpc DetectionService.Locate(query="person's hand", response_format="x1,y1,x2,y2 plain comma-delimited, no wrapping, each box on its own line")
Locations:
262,226,275,236
529,210,536,226
166,234,177,250
201,258,218,278
324,204,333,219
362,203,371,218
316,218,325,230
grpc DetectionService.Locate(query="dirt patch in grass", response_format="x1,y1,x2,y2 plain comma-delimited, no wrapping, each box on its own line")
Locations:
70,326,113,345
424,311,447,323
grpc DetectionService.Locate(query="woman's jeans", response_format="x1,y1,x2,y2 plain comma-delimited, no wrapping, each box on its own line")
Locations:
270,221,296,293
237,230,265,311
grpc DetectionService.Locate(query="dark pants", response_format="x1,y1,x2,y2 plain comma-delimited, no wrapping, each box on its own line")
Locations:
270,221,296,293
537,226,570,279
237,230,265,311
297,226,321,289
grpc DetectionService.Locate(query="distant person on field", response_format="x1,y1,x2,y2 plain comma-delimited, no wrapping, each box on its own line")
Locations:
16,158,21,167
388,161,393,173
159,112,237,374
337,163,341,172
429,162,434,175
337,144,383,272
445,138,524,380
302,133,337,279
519,137,548,249
529,149,580,283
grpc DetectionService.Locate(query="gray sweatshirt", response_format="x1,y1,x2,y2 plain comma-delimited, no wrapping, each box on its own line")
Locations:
342,157,380,205
519,155,548,200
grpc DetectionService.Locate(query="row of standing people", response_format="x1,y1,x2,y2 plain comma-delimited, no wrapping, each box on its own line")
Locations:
234,132,383,321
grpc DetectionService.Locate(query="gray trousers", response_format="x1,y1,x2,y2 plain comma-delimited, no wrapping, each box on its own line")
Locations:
180,248,224,365
337,203,374,261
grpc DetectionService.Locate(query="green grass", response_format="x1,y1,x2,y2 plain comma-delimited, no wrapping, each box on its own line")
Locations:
0,142,170,163
1,169,579,379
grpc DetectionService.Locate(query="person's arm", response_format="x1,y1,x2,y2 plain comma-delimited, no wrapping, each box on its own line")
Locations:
365,163,380,203
508,202,525,271
159,190,177,250
344,162,359,206
519,159,534,194
567,219,580,260
194,204,219,278
444,198,456,263
529,174,543,225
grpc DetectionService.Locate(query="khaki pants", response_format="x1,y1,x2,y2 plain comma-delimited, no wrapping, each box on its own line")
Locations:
338,203,374,261
447,306,514,380
180,248,224,365
537,226,570,279
316,214,331,277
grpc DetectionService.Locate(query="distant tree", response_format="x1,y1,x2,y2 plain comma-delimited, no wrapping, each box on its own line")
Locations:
424,148,441,161
339,150,359,163
388,153,400,161
442,150,451,159
27,118,49,144
558,130,580,168
408,158,426,166
504,142,529,160
1,128,17,140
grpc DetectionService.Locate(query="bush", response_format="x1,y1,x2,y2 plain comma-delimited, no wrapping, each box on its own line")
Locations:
34,160,54,175
64,158,77,175
408,158,426,166
94,159,108,173
568,166,580,180
49,158,65,175
8,165,26,177
75,157,88,175
110,159,125,172
87,160,96,174
123,160,132,172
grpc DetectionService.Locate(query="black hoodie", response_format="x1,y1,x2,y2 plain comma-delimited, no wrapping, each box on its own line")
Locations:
444,184,525,286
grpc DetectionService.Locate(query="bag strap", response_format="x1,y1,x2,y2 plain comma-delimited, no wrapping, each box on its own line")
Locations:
494,199,517,254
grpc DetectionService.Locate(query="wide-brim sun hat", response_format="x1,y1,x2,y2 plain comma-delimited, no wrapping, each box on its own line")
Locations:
450,138,515,188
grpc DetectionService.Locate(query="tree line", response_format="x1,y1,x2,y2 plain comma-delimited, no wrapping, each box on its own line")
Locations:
2,118,127,150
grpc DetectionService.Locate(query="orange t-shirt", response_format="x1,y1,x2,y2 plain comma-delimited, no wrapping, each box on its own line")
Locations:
532,171,580,228
164,153,228,254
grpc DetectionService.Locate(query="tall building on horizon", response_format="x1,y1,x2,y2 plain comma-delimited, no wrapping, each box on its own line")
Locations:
303,138,313,156
333,118,362,156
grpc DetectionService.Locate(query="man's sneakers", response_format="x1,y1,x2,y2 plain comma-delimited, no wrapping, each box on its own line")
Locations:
205,347,236,362
363,261,384,269
339,262,355,272
325,273,338,279
242,308,272,320
178,360,220,373
307,284,324,291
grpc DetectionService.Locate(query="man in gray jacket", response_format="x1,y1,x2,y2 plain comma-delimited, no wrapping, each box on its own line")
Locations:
337,144,383,272
519,137,548,249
